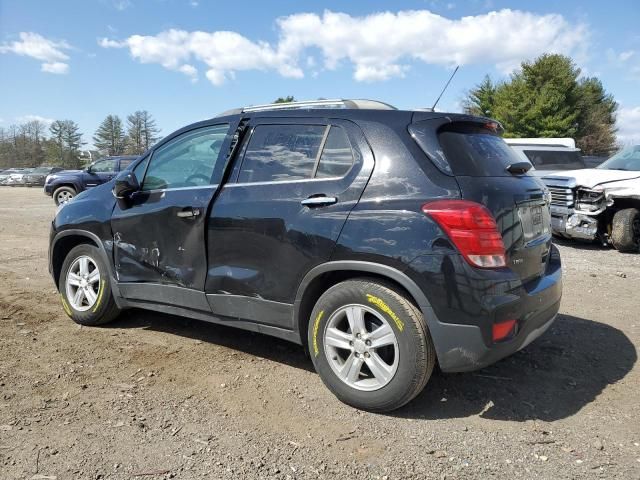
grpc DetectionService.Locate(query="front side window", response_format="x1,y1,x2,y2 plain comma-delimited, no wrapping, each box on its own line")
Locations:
238,124,326,183
142,124,229,191
91,159,118,173
315,126,354,178
119,158,136,170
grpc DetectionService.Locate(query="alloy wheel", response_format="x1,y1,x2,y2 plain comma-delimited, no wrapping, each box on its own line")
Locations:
323,304,399,391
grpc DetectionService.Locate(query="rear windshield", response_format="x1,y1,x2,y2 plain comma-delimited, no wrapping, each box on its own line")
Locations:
410,122,525,176
523,150,585,170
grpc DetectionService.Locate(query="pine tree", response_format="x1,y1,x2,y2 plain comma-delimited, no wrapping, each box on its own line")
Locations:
463,75,496,117
462,54,618,154
140,111,160,151
93,115,125,156
125,110,160,154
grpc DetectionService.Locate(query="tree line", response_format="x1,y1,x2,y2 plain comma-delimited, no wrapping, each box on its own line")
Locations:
462,54,618,156
0,110,161,170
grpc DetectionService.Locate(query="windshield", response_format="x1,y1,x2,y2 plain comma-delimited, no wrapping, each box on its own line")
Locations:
523,150,585,170
598,145,640,171
32,167,51,174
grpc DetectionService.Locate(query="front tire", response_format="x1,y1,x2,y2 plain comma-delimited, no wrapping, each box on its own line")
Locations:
53,186,76,206
611,208,640,252
59,244,120,326
308,279,435,412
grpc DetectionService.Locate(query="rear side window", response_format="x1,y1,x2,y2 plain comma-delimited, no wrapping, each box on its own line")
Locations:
238,125,326,183
523,150,585,170
315,126,354,178
411,122,525,177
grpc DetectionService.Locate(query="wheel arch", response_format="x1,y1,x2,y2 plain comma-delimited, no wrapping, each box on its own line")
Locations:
50,230,122,306
52,183,79,193
293,261,435,350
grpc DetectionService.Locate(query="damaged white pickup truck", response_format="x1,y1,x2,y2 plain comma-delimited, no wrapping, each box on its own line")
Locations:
542,145,640,252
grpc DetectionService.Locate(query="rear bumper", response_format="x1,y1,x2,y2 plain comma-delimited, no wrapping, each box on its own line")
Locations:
409,245,562,372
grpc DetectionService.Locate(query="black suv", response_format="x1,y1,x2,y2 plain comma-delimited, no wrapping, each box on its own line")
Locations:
48,99,562,412
44,155,138,205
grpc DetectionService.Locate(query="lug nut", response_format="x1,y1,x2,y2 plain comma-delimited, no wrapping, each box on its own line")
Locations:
365,340,371,346
364,352,370,358
349,340,354,346
356,333,361,339
354,352,360,358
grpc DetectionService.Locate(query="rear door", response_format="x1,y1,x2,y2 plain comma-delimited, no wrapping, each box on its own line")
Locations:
412,119,552,283
205,117,374,329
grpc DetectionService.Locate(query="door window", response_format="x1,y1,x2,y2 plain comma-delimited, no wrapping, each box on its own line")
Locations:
142,124,229,191
238,124,326,183
91,159,117,173
314,126,354,178
119,158,136,170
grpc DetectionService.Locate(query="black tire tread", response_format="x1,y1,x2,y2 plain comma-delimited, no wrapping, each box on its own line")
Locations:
59,244,120,326
310,278,436,412
611,208,640,252
52,186,76,206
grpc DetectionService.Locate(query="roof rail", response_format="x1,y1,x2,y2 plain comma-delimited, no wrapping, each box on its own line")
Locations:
217,99,397,117
215,99,397,118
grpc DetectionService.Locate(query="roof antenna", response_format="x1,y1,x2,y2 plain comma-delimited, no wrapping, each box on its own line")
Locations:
431,65,459,111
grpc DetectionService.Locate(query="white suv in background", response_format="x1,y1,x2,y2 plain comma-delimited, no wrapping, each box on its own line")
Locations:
504,138,585,175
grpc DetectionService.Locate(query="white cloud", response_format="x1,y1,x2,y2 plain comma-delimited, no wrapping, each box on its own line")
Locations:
17,114,55,126
0,32,71,74
617,106,640,144
98,37,125,48
41,61,69,74
99,8,589,85
113,0,132,11
619,50,635,62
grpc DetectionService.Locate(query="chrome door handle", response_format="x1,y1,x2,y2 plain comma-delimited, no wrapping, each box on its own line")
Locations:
176,208,201,218
301,196,338,207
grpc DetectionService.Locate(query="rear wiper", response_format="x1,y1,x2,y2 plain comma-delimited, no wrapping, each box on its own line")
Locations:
506,162,532,175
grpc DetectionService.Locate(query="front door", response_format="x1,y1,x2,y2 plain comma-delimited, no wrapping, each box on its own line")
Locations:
206,117,374,328
111,123,233,306
85,158,118,187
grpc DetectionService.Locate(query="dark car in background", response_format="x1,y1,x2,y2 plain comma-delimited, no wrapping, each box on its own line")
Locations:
44,155,138,205
24,166,65,187
48,99,561,412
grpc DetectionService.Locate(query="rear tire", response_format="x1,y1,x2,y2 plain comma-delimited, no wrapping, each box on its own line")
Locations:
53,186,76,206
611,208,640,252
308,279,435,412
59,244,121,326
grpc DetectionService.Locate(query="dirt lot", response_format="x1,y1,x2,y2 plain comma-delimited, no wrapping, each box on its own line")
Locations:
0,187,638,480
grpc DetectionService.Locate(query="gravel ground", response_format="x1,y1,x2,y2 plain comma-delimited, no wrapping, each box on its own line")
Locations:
0,187,639,479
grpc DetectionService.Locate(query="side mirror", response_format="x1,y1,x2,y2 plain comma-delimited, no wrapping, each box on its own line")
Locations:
113,171,140,199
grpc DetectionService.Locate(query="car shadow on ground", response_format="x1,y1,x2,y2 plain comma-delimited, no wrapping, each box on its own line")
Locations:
397,314,637,421
113,309,315,373
552,236,608,251
111,311,635,422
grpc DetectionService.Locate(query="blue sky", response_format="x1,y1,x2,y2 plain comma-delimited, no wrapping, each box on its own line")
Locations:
1,0,639,147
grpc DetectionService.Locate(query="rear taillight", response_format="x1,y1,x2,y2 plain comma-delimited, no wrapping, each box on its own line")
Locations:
422,199,506,268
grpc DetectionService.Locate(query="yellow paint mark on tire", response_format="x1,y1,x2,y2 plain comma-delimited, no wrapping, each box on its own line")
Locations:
366,294,404,332
92,277,105,313
60,294,72,316
312,310,324,356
